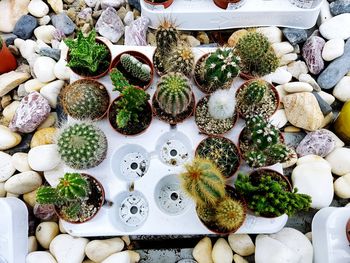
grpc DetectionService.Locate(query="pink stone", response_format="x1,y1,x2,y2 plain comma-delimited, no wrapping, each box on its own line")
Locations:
302,36,326,75
296,129,336,157
9,91,51,133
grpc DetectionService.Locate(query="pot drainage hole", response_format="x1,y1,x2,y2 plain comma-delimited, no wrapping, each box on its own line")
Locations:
119,194,149,227
157,183,189,215
120,152,149,181
160,139,190,166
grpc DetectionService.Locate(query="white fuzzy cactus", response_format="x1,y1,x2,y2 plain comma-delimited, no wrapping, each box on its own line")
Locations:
208,89,236,120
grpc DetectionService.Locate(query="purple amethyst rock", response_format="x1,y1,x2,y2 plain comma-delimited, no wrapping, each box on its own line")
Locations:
9,91,51,133
302,36,326,75
296,129,336,157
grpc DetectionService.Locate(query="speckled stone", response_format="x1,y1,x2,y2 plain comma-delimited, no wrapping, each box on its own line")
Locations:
302,36,325,75
282,28,307,45
296,129,336,157
330,0,350,16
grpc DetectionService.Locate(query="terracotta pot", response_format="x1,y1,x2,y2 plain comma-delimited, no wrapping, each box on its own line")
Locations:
195,135,241,179
346,218,350,243
235,79,280,119
239,71,255,80
55,174,105,224
213,0,243,9
108,94,153,136
67,39,112,79
0,41,17,74
144,0,174,8
194,96,238,135
110,50,154,90
60,78,110,121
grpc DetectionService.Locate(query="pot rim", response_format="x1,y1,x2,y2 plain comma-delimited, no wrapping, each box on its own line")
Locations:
143,0,174,8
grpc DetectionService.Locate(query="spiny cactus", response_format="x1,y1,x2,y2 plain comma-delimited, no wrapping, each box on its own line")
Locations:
269,144,291,163
180,158,226,205
245,80,267,103
215,197,246,232
196,204,216,223
155,20,179,53
208,89,236,120
245,150,267,168
57,173,89,200
235,32,279,76
61,80,109,120
164,43,194,76
36,186,60,204
120,54,151,82
110,68,132,92
57,122,107,169
156,72,192,117
247,115,279,149
204,48,240,89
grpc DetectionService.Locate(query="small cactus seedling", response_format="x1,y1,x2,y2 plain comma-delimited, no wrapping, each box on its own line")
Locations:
57,173,89,200
208,89,236,120
164,42,194,76
245,80,267,103
110,68,132,92
155,20,179,53
180,158,226,205
120,54,151,82
215,197,246,232
156,72,193,117
57,122,107,169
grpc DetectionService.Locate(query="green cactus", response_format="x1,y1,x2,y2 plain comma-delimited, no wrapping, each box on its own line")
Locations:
120,54,151,82
196,204,216,223
57,173,89,200
235,32,279,76
245,80,267,103
110,68,132,92
155,20,179,53
164,43,194,76
215,197,246,232
269,144,291,163
36,186,60,204
57,122,107,169
245,150,267,168
156,72,193,117
61,79,109,120
180,158,226,205
247,115,279,149
204,48,240,90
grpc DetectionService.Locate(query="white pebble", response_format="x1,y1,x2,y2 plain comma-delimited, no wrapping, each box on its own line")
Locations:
322,38,345,61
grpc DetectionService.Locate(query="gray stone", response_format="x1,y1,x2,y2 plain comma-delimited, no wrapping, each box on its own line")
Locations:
95,7,124,43
302,36,325,75
125,17,149,46
317,39,350,90
51,13,75,35
128,0,141,11
312,91,332,116
13,15,38,40
296,129,336,157
282,28,307,45
39,47,61,61
330,0,350,15
1,33,18,46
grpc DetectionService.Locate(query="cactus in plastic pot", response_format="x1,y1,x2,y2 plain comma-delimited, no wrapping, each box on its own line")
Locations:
156,72,193,117
180,158,226,205
164,42,194,76
120,53,152,82
215,197,246,232
57,122,107,169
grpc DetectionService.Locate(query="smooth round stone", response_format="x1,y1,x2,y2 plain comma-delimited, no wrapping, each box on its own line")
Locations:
28,144,61,172
38,15,51,26
256,26,282,44
0,125,22,150
287,61,308,79
34,25,56,44
40,80,65,108
334,173,350,198
212,238,233,263
33,56,57,83
0,183,6,197
11,152,31,172
299,73,321,92
228,29,248,47
228,234,255,257
322,38,345,61
326,147,350,176
85,238,124,262
271,42,294,57
0,151,16,182
101,251,140,263
269,109,288,129
333,76,350,102
28,0,49,17
26,251,57,263
30,127,57,148
319,13,350,40
37,112,57,130
23,189,37,207
54,59,71,80
3,101,20,121
24,79,47,93
279,53,298,66
266,67,292,85
51,13,75,35
36,222,60,249
4,171,42,194
13,14,38,40
192,237,213,263
296,129,336,157
47,0,64,14
317,91,336,105
28,236,38,253
330,0,350,15
282,82,313,93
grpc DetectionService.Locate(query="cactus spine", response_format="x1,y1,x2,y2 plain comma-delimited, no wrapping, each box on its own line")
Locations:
164,42,194,76
196,204,216,223
120,54,151,82
247,115,279,149
269,144,291,163
156,72,192,116
245,149,267,168
57,122,107,169
245,80,267,103
155,20,179,53
208,89,236,120
180,158,226,205
36,186,60,204
215,197,246,232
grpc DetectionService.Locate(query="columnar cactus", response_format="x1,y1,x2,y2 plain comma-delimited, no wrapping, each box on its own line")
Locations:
61,80,109,120
57,122,107,169
57,173,89,200
245,80,267,103
208,89,236,120
120,54,151,82
164,43,194,76
155,20,179,52
180,158,226,205
215,197,246,232
156,72,193,116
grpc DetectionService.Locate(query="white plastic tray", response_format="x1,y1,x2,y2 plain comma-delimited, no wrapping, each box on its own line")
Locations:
61,45,288,236
141,0,323,30
0,198,28,263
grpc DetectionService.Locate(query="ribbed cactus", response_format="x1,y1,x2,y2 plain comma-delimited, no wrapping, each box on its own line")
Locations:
204,48,240,88
269,144,290,163
156,72,192,117
245,80,267,103
247,115,279,149
215,197,246,232
57,122,107,169
155,20,179,52
164,43,194,76
180,158,226,205
57,173,89,200
120,54,151,82
61,80,109,120
245,150,267,168
36,186,59,204
110,68,132,92
196,204,216,223
208,89,236,120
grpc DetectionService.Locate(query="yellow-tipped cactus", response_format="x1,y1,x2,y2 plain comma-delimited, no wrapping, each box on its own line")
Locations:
215,197,246,232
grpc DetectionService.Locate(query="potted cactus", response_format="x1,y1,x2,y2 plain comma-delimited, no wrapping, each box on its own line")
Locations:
195,136,241,178
60,79,110,120
153,72,195,124
108,69,152,135
235,170,311,218
65,30,111,79
57,122,108,169
213,0,246,9
194,48,240,93
179,158,246,234
0,37,17,74
36,173,105,223
195,89,238,135
236,79,279,119
239,115,294,168
144,0,174,9
235,32,279,79
111,51,154,90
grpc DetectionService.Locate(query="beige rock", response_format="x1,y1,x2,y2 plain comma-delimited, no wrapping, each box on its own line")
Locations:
1,95,12,108
271,42,294,57
36,222,60,249
269,109,288,129
28,236,38,253
23,189,37,207
0,71,31,97
4,171,42,194
326,147,350,176
85,238,124,262
228,234,255,257
283,92,324,131
282,82,313,93
193,237,213,263
26,251,57,263
212,238,233,263
0,0,30,33
0,183,6,197
12,152,31,172
0,151,16,182
284,126,302,133
30,127,58,148
275,85,288,102
228,29,248,47
3,101,20,122
6,192,19,197
24,79,47,93
121,236,131,246
197,32,210,44
147,32,156,46
186,35,201,47
279,53,297,66
256,26,282,43
320,112,334,128
233,254,248,263
47,0,63,13
287,61,308,79
305,232,312,243
0,125,21,150
101,251,140,263
317,90,335,105
37,112,57,130
298,73,321,91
